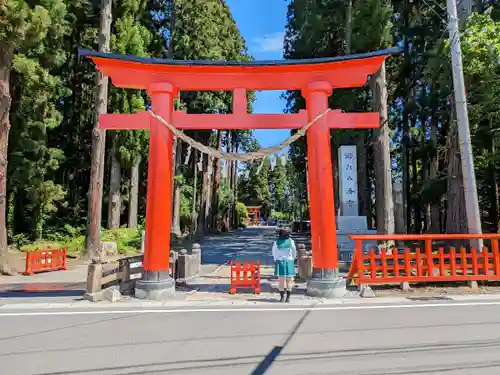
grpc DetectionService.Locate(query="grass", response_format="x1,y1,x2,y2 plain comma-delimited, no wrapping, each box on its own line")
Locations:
19,228,143,257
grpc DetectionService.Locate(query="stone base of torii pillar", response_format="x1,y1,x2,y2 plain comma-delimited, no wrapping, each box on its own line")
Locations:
306,269,347,298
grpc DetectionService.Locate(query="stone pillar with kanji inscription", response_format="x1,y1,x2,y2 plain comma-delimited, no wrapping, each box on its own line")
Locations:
337,145,376,265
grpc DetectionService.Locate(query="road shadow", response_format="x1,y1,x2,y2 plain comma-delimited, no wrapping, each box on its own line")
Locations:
33,336,500,375
0,282,85,299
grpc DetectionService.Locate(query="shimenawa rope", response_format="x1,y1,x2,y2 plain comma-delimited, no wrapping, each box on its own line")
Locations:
147,108,331,162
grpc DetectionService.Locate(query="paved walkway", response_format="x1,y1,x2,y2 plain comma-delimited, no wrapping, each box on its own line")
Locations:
200,226,279,265
0,227,284,303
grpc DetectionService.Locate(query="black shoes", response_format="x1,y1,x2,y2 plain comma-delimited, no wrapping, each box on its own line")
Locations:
279,291,291,303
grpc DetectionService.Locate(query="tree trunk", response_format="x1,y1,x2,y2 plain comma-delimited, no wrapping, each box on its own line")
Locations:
203,168,213,233
107,132,121,229
197,174,208,235
232,142,239,228
418,112,429,232
85,0,112,259
229,133,238,229
345,0,352,55
357,133,370,219
446,120,468,233
210,130,222,230
332,142,340,216
128,156,140,228
197,153,212,234
429,114,440,232
370,63,395,236
366,143,374,228
171,140,182,236
393,181,405,233
172,182,182,236
411,147,421,233
191,149,198,233
34,201,44,241
0,49,15,274
488,137,499,232
401,3,411,233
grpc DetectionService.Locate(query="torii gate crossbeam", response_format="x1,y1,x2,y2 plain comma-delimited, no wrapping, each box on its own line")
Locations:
80,47,398,299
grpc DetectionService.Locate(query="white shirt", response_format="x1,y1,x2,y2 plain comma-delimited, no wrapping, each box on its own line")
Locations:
272,239,297,262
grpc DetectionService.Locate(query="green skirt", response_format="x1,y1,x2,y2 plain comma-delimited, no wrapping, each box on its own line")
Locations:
274,259,295,277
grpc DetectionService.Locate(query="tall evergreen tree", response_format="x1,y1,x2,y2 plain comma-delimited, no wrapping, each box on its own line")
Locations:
0,0,68,273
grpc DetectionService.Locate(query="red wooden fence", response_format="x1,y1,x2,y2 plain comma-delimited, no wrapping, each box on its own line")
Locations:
24,248,67,275
229,260,261,294
347,234,500,285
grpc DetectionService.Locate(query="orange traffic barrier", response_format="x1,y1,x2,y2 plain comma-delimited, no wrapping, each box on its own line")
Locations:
229,260,261,294
347,234,500,285
24,248,67,275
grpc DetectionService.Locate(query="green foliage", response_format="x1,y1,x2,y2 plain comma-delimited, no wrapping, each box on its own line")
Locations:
461,12,500,133
174,0,252,116
269,156,288,212
109,0,152,170
20,227,142,256
239,156,272,212
6,0,69,241
235,202,248,225
0,1,66,52
270,211,286,220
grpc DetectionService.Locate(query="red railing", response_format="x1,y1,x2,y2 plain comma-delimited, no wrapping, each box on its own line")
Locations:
24,248,67,275
229,260,261,294
347,234,500,285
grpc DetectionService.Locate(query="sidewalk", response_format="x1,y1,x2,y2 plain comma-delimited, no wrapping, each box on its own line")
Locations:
181,264,327,302
2,226,500,307
2,261,500,308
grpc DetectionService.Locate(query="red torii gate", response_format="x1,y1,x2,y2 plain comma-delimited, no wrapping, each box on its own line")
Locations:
80,47,398,299
246,206,261,226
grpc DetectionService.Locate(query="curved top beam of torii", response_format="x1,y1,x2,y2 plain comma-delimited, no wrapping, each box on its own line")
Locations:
79,47,400,131
78,47,401,91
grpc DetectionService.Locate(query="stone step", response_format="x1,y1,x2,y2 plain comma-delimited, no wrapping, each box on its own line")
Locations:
337,238,377,246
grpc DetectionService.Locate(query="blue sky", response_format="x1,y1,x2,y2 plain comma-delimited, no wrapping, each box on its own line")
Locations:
225,0,290,149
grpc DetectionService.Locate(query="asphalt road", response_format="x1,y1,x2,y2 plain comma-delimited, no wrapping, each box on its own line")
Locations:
1,301,500,374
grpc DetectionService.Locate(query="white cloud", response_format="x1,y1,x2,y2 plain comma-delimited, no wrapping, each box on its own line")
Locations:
252,32,285,53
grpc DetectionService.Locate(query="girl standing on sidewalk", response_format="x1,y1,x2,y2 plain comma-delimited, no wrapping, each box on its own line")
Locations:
272,229,297,302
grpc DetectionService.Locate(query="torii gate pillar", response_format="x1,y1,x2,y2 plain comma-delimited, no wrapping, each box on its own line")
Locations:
304,82,345,297
135,83,176,299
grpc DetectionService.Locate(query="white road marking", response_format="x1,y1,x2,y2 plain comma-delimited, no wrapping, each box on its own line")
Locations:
0,300,500,317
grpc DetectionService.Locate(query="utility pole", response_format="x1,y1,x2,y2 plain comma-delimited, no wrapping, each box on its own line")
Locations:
446,0,483,245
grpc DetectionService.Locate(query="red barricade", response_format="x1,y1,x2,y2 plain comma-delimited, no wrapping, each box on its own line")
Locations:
24,248,67,275
347,234,500,285
229,260,261,294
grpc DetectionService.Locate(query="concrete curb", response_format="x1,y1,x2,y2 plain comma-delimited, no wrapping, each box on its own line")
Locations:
2,292,500,311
